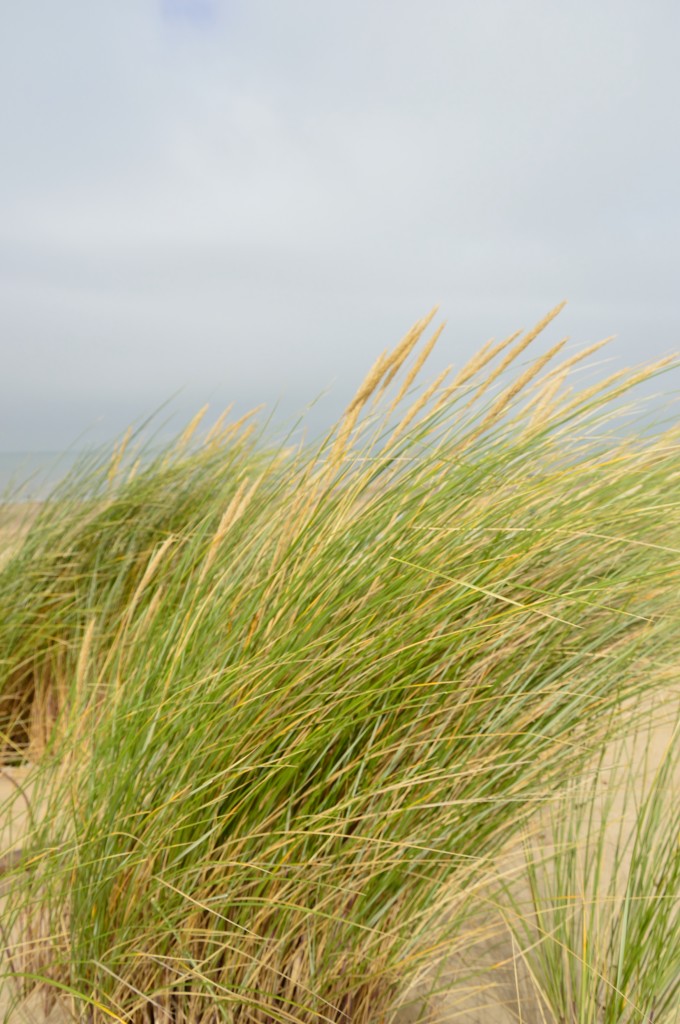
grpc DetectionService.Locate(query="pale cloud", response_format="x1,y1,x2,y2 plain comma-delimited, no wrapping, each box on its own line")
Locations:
161,0,219,26
1,0,678,451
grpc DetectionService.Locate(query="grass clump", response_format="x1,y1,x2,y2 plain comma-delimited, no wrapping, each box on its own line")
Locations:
497,704,679,1023
0,306,679,1023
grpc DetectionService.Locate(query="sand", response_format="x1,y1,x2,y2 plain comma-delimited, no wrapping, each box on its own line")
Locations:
0,504,40,571
1,766,71,1024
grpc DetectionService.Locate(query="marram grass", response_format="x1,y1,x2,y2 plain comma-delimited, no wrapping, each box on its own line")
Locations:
495,702,680,1024
0,307,679,1023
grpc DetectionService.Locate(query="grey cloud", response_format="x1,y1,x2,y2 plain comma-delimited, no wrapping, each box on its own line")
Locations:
1,0,679,451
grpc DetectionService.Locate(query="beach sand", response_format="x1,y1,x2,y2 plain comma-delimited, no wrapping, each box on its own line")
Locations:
0,504,40,571
1,766,71,1024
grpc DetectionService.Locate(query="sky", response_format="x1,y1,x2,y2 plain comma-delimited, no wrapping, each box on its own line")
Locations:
1,0,679,452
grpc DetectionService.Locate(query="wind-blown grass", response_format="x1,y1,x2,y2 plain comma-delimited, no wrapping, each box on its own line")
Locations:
0,307,679,1023
497,704,679,1024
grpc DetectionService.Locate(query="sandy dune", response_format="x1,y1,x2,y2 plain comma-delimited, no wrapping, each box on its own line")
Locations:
1,766,71,1024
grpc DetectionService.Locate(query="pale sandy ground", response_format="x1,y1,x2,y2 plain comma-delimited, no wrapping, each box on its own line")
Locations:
1,508,677,1023
0,504,40,571
1,765,73,1024
397,707,679,1023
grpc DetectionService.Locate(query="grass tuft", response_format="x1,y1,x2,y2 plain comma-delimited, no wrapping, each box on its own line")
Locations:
1,309,679,1023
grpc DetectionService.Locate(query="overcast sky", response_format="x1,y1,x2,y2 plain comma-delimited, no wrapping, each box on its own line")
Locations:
1,0,679,452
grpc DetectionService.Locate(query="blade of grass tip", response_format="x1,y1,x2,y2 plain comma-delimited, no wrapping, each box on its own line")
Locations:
376,307,440,396
384,365,452,450
554,353,680,423
518,338,615,434
529,337,615,391
342,317,443,442
199,474,265,584
480,336,570,424
203,404,234,445
451,336,570,456
107,427,133,485
327,402,364,471
109,534,179,659
463,301,568,411
125,457,142,484
433,330,524,413
175,404,210,451
327,349,395,467
221,405,266,442
386,323,446,416
523,372,569,437
344,350,392,418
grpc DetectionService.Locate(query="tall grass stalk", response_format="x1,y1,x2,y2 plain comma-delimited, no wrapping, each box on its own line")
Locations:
0,308,679,1022
498,703,679,1023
